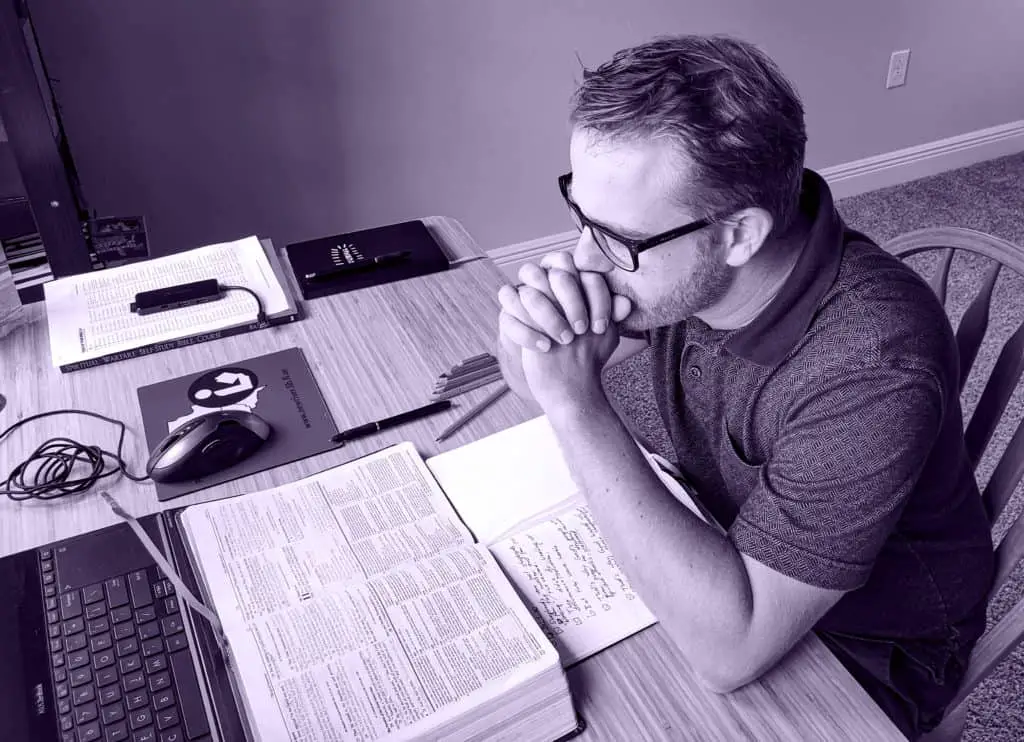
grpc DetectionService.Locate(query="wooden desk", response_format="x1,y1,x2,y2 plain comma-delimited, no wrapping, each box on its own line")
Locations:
0,216,904,741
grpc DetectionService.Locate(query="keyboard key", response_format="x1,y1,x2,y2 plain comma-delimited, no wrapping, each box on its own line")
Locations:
70,667,92,687
123,670,146,692
114,623,135,641
133,727,156,742
155,706,179,730
139,622,160,641
169,650,210,739
165,635,188,653
125,689,148,710
67,649,89,670
72,684,95,706
56,682,69,699
64,617,85,636
136,605,157,624
160,616,183,636
46,596,58,611
61,731,75,742
83,583,105,604
106,720,129,741
96,667,118,687
142,638,163,658
88,617,110,636
64,633,87,653
160,580,174,595
45,583,56,598
85,602,106,620
60,713,73,731
91,633,113,652
48,609,60,624
151,689,174,711
102,701,126,724
118,638,140,657
43,572,55,585
163,597,179,615
55,667,68,683
42,559,54,573
145,655,167,674
59,591,82,620
111,605,133,624
49,623,62,639
58,697,71,715
52,653,66,669
74,700,98,724
92,649,116,670
77,719,101,741
128,571,153,609
158,728,182,742
51,637,63,653
129,707,153,730
40,548,52,559
106,577,130,609
148,671,171,692
98,683,121,706
120,654,143,674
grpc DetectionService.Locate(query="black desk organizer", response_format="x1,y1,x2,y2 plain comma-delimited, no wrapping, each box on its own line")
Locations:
284,219,450,300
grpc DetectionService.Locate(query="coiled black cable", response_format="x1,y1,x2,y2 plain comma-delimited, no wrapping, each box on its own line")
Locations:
1,410,152,502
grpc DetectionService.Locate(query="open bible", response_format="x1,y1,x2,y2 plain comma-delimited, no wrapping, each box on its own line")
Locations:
176,440,579,742
174,415,708,740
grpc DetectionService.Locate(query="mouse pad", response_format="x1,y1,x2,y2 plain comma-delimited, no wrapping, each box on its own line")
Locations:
136,347,339,501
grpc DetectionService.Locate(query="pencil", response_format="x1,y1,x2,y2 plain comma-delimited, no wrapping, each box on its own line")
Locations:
435,383,510,442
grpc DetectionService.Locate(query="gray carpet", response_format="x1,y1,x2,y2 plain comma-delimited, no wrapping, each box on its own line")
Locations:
601,152,1024,740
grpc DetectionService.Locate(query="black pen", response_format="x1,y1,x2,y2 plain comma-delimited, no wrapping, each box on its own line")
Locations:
331,399,452,445
304,250,412,283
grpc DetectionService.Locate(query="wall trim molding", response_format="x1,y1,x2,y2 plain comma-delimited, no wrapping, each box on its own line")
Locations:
489,119,1024,277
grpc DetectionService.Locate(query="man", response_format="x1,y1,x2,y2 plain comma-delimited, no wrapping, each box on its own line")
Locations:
496,34,994,740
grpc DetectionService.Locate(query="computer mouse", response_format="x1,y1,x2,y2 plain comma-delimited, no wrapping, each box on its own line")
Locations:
146,409,273,483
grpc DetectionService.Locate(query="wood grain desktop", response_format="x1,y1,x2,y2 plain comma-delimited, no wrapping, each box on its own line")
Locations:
0,216,904,741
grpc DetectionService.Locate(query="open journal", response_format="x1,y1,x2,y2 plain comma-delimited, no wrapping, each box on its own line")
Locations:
174,414,708,741
43,235,298,372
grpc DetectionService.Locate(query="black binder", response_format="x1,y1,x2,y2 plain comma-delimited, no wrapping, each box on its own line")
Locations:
284,219,450,300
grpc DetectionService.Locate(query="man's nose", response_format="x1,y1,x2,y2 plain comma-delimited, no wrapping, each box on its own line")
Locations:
571,228,615,273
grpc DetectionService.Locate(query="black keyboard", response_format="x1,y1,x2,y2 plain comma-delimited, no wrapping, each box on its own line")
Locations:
38,548,212,742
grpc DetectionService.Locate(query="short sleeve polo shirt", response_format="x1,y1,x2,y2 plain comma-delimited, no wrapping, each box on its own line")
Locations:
648,170,994,640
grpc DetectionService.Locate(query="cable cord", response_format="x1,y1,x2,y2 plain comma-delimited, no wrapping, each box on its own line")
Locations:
1,410,151,502
219,284,267,324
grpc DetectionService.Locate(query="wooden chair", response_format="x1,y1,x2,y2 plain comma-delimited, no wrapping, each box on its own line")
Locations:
881,227,1024,741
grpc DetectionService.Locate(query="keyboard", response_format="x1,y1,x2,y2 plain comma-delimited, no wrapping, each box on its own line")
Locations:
38,548,212,742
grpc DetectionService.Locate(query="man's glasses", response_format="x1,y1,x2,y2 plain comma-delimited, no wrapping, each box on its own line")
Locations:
558,172,717,271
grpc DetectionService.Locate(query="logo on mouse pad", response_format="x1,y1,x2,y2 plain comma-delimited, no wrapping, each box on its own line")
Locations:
165,366,266,433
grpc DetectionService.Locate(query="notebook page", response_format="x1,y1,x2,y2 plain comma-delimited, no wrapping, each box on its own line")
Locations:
44,235,290,367
180,444,558,742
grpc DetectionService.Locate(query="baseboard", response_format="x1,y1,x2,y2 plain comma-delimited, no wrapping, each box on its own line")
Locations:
490,119,1024,279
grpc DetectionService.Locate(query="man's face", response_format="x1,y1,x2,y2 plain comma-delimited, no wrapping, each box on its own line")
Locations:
567,129,734,332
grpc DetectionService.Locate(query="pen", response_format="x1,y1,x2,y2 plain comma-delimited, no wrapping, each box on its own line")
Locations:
331,399,452,445
435,383,510,442
304,250,412,283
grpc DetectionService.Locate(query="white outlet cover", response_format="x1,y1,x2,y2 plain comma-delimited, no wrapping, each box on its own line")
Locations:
887,49,911,88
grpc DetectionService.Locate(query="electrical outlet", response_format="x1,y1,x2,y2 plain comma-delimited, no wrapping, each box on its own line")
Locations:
886,49,911,89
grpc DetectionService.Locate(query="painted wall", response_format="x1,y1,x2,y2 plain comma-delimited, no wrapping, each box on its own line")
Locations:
26,0,1024,255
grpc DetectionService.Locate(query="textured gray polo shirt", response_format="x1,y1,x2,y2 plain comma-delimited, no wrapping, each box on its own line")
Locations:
648,170,993,642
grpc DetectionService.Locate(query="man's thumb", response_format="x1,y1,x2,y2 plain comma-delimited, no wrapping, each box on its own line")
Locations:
611,295,632,322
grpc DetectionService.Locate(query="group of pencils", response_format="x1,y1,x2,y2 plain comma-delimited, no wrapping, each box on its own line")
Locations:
431,353,510,442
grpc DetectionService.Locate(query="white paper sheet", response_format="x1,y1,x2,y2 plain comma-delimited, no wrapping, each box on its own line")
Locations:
43,235,290,367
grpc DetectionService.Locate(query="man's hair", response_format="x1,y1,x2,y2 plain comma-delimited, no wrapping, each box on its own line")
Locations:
569,35,807,239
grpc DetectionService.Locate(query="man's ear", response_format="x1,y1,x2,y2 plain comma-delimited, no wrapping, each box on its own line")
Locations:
719,208,774,268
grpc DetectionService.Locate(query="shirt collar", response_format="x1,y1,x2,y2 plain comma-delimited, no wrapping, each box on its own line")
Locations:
722,169,846,367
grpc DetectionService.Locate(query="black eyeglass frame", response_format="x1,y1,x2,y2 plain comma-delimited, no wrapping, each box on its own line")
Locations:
558,172,719,271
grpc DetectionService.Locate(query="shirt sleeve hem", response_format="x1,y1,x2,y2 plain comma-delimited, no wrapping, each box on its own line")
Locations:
731,516,871,591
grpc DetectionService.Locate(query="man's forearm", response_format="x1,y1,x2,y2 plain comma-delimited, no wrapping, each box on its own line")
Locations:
545,389,757,688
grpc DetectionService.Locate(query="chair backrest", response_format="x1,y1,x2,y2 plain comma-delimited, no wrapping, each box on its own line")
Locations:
882,226,1024,738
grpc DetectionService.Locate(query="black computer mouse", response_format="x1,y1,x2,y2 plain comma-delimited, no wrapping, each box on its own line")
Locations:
146,409,273,483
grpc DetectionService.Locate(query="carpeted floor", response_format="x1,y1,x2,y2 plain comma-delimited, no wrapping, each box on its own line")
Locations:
601,151,1024,740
